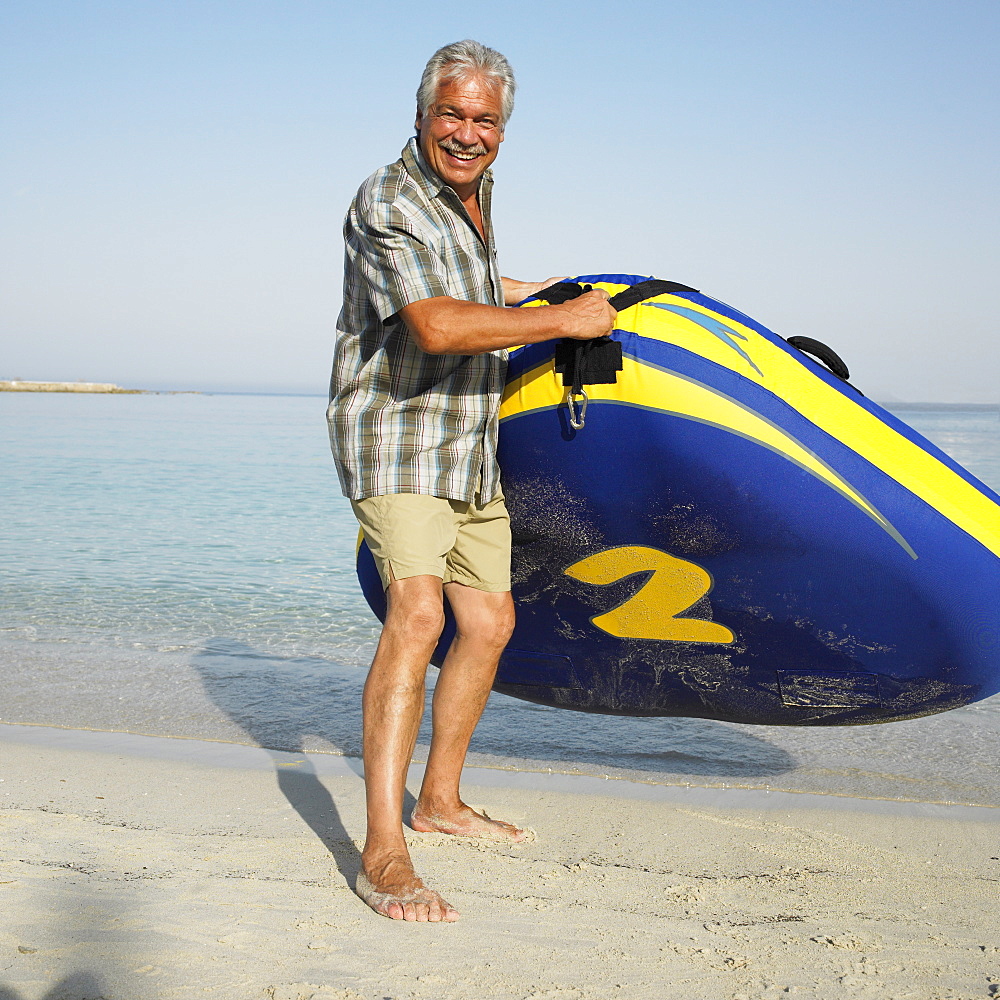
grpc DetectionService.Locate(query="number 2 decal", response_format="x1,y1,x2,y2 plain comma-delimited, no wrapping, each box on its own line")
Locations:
564,545,735,644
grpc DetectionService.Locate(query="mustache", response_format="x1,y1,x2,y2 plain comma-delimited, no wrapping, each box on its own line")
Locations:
438,137,488,157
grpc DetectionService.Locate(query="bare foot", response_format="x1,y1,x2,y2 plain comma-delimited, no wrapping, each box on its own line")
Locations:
356,852,459,922
411,801,531,843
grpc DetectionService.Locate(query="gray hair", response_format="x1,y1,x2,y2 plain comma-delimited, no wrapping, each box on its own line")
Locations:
417,40,516,126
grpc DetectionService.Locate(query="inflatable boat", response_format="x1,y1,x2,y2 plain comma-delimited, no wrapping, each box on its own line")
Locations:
357,274,1000,725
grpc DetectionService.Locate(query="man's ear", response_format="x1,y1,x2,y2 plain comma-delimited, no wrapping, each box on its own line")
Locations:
414,107,424,133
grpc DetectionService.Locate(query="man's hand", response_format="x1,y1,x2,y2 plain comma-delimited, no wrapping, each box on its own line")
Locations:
501,278,617,340
557,287,617,341
501,276,570,304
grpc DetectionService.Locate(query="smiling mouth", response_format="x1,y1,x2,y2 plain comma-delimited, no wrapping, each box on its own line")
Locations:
439,140,487,162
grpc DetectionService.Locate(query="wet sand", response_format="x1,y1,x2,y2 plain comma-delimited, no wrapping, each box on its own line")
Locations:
1,724,997,1000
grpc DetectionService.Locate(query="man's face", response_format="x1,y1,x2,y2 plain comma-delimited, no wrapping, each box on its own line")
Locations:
415,73,505,198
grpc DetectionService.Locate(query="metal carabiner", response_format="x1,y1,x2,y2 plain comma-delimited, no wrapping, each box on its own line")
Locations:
566,388,589,430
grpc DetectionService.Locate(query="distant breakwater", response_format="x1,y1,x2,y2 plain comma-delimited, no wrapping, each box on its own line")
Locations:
0,380,143,394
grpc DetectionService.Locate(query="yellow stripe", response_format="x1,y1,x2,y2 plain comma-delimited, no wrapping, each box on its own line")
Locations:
618,295,1000,557
501,355,914,556
509,285,1000,558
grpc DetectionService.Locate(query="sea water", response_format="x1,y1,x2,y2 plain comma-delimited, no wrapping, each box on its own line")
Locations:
2,392,999,807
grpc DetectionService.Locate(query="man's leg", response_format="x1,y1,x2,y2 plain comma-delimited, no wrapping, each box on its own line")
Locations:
358,573,460,922
411,583,526,842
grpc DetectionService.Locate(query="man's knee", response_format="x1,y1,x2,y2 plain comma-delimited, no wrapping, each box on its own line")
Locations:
385,580,447,643
454,592,515,649
493,596,516,645
404,604,447,643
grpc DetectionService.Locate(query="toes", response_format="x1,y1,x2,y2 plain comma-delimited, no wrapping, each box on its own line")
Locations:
356,868,460,922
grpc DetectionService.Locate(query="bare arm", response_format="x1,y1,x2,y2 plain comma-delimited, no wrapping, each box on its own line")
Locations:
399,290,617,356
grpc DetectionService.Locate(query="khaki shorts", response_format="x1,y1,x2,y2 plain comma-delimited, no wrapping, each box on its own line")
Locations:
351,491,511,593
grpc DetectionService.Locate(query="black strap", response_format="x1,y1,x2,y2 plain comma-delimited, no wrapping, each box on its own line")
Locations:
533,277,699,310
554,337,623,391
535,281,863,397
785,336,851,381
607,278,699,311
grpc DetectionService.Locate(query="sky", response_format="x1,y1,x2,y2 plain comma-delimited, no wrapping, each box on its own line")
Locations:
2,0,998,401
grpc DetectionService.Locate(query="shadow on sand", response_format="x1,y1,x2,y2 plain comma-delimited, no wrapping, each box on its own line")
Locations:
190,637,798,881
190,639,374,888
0,971,106,1000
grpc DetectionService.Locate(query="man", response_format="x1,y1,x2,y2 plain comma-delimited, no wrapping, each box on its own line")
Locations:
327,39,616,923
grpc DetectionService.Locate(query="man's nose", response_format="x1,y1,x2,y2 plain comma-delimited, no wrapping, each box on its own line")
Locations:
453,119,478,145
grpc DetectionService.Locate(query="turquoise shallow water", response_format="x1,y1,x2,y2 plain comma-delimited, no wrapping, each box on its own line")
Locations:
2,392,999,806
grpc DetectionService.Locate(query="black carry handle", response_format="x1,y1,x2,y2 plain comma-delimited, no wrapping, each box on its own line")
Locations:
532,277,699,310
606,278,699,311
785,336,851,382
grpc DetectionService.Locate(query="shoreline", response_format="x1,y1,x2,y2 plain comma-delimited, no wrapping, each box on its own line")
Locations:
3,721,999,821
2,722,998,999
3,634,1000,811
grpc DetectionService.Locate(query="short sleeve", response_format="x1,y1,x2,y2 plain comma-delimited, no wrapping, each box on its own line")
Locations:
346,200,450,323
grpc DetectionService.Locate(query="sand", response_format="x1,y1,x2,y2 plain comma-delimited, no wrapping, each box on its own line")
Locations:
1,724,997,1000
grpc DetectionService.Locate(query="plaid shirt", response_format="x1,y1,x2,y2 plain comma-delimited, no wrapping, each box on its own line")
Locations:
327,138,506,504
